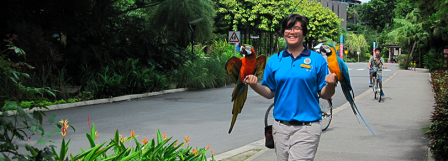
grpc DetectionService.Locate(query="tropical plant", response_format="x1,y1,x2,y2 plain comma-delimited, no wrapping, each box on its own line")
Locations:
1,36,62,160
388,8,428,69
80,58,170,99
151,0,216,48
46,122,215,160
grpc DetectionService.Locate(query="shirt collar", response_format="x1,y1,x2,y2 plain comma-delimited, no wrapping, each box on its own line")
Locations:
282,46,311,57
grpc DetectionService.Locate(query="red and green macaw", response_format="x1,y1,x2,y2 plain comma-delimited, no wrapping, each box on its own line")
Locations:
225,45,266,134
321,43,375,135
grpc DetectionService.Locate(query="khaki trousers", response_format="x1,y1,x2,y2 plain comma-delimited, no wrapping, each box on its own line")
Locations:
272,121,322,161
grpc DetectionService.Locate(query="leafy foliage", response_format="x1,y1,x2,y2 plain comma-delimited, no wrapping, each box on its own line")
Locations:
356,0,397,32
292,0,342,43
388,8,428,69
427,70,448,161
80,58,170,99
1,39,60,160
423,48,444,72
173,39,233,89
215,0,292,33
151,0,216,48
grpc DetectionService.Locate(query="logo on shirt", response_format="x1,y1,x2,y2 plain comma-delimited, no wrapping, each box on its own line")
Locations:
304,58,311,64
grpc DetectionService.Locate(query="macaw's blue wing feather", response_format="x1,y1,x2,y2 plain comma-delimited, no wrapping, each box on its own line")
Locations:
337,57,376,135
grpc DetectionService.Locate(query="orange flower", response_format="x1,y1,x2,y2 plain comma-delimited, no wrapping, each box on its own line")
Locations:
131,130,135,137
211,151,215,156
162,133,167,140
142,139,148,145
95,131,98,138
192,149,198,156
207,145,210,150
184,136,190,144
174,141,178,146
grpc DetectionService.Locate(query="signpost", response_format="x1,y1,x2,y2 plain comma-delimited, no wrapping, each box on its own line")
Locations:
229,31,241,56
228,31,241,43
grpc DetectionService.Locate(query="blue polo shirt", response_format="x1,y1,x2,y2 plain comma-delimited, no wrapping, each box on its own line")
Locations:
261,47,329,122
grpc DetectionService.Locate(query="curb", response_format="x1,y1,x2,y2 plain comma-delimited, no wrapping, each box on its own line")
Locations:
3,88,188,116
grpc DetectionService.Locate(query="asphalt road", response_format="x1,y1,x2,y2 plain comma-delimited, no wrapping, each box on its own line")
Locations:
23,62,398,158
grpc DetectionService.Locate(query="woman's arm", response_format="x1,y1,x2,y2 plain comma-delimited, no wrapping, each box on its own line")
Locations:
319,73,338,100
245,75,275,99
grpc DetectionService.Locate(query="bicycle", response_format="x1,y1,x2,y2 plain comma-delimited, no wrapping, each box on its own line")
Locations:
371,67,382,102
264,97,333,131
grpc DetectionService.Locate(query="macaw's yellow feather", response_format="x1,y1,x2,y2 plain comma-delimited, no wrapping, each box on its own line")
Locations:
228,84,248,134
327,45,343,81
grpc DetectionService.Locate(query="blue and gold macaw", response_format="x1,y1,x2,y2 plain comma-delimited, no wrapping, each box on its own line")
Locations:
225,45,266,134
321,43,375,135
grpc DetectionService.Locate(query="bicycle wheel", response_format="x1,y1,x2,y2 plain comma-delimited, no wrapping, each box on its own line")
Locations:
320,98,333,131
372,77,377,99
374,80,380,100
264,103,275,127
378,90,382,102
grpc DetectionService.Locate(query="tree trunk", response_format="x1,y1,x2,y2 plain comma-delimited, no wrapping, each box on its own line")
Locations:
404,41,417,69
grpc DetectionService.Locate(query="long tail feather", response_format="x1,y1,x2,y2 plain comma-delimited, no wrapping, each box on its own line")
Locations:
229,85,248,133
354,104,376,135
342,83,375,135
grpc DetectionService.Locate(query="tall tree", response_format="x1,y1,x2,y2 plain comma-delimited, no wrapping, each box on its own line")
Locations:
388,8,428,69
346,33,368,56
356,0,397,32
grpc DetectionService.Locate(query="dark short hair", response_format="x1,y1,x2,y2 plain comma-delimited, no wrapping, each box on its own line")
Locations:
375,47,381,53
281,14,308,36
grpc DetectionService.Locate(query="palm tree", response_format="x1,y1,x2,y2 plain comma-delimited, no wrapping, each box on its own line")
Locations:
150,0,215,48
388,8,428,69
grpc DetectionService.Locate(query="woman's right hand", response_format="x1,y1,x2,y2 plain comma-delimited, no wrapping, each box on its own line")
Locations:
245,75,258,85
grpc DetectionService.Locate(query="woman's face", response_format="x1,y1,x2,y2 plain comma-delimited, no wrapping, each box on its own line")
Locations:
284,21,304,47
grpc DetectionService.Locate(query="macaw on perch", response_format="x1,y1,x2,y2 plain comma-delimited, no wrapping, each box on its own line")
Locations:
321,43,375,135
225,45,266,134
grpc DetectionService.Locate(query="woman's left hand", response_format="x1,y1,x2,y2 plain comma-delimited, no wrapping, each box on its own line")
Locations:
325,73,338,86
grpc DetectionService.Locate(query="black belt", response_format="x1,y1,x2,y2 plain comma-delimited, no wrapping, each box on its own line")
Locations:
276,119,317,126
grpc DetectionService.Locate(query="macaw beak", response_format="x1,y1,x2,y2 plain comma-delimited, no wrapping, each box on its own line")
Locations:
321,45,332,57
239,45,253,57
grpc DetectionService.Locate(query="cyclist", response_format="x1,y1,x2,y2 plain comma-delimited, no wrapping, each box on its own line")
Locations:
368,48,387,96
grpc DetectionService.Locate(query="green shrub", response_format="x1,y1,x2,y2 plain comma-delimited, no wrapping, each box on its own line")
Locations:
68,98,79,103
426,70,448,160
81,58,170,99
424,48,443,72
173,39,234,89
397,54,409,69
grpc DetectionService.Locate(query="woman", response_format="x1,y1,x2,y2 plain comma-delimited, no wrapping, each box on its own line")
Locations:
245,14,338,160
